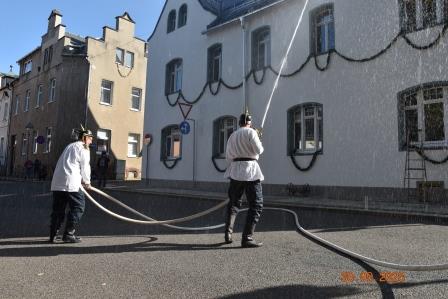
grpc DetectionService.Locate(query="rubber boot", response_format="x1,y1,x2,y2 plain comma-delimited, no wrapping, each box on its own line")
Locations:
62,226,81,243
241,223,262,248
224,214,236,244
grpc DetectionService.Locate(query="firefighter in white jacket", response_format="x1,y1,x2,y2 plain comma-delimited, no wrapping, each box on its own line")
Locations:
224,113,264,248
49,128,93,243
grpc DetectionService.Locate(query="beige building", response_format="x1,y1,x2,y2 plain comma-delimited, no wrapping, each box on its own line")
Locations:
9,10,147,180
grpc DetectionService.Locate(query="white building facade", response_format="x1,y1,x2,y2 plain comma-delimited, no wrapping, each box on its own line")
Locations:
144,0,448,200
0,71,17,174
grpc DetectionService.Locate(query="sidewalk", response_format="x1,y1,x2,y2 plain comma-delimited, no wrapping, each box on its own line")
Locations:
104,183,448,219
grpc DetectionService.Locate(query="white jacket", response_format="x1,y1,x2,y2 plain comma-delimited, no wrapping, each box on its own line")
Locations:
224,127,264,181
51,141,91,192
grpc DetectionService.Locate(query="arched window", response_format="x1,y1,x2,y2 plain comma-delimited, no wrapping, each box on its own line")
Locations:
213,116,237,157
165,58,183,94
251,26,271,70
287,103,323,155
161,125,182,160
178,4,188,28
167,10,176,33
398,82,448,150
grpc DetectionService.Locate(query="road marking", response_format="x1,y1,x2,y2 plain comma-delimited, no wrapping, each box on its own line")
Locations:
0,194,16,198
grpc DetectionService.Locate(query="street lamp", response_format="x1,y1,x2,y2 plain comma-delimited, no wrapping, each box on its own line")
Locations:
143,133,152,186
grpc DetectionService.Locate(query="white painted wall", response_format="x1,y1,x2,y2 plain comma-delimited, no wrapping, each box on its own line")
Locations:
144,0,448,188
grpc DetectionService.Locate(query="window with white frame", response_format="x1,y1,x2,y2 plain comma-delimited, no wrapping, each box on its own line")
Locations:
167,10,176,33
23,60,32,74
115,48,124,65
96,129,111,155
32,130,38,154
165,59,183,94
131,87,141,110
400,0,448,32
100,80,113,105
398,84,448,149
288,103,323,155
49,78,56,102
251,26,271,70
178,4,188,28
128,133,140,157
21,133,28,156
311,4,335,55
207,44,222,83
161,125,181,160
125,51,134,68
36,84,43,107
3,102,8,120
45,127,52,153
14,96,19,115
24,90,30,112
213,116,237,157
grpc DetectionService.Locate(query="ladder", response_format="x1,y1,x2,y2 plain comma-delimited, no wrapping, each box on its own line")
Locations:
403,130,427,202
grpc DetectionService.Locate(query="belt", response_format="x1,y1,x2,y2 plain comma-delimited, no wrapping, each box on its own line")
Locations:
233,158,256,162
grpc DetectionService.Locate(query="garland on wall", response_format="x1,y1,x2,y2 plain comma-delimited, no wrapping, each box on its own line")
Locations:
289,150,322,172
161,24,448,171
415,148,448,165
162,159,179,169
211,155,227,173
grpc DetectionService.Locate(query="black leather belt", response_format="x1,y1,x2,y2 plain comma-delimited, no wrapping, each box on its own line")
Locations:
233,158,256,162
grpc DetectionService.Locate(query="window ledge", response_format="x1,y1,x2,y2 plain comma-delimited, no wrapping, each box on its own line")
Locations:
129,108,140,112
99,102,112,106
291,150,323,156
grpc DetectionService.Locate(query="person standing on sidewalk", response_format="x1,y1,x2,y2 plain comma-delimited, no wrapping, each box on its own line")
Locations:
224,113,264,248
49,127,93,243
97,151,110,188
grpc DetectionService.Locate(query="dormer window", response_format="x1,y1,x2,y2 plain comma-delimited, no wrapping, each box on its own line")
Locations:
167,10,176,33
178,4,188,28
23,60,32,74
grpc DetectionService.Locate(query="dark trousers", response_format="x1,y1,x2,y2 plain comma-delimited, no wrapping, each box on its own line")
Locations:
50,190,86,234
98,169,107,187
226,179,263,238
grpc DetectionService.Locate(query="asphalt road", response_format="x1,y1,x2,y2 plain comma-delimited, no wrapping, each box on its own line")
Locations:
1,181,448,298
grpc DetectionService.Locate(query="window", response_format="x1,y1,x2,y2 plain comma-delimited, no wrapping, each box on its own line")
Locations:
165,59,183,94
178,4,188,28
32,131,38,154
24,90,30,112
96,129,111,155
116,48,124,64
3,102,8,120
161,125,181,160
311,4,335,55
23,60,32,74
207,44,222,83
49,78,56,102
0,137,4,157
44,49,48,65
48,46,53,63
131,87,142,110
167,10,176,33
398,84,448,149
21,133,28,156
128,133,140,157
252,27,271,70
213,116,237,157
125,51,134,68
14,96,19,115
400,0,448,32
100,80,113,105
45,127,52,153
36,84,43,107
287,103,323,155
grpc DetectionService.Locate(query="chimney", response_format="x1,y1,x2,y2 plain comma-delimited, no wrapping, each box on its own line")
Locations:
48,9,62,31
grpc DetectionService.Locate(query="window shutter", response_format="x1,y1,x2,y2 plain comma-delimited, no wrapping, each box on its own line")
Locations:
287,109,293,155
213,118,220,156
161,127,167,160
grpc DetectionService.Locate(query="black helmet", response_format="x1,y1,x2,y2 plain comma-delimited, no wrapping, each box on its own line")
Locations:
239,113,252,126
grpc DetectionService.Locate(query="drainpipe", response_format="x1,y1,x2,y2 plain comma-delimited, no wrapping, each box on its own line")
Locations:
84,56,91,128
240,17,247,113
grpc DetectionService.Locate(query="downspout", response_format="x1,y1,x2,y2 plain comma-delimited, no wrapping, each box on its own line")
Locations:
240,17,247,113
84,56,91,128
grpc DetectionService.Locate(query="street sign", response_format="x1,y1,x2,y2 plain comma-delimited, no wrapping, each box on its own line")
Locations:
180,121,190,135
144,133,153,145
178,102,193,120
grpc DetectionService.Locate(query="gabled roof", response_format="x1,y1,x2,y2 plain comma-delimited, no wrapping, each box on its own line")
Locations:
0,72,18,78
117,12,135,24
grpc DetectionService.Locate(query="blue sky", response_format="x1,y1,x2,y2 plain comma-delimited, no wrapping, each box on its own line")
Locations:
0,0,166,74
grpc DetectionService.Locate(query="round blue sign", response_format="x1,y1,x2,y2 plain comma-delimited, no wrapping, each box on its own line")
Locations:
180,121,190,135
36,136,45,144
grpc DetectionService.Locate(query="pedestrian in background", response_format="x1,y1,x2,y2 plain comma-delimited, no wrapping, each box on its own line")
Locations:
97,150,110,188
